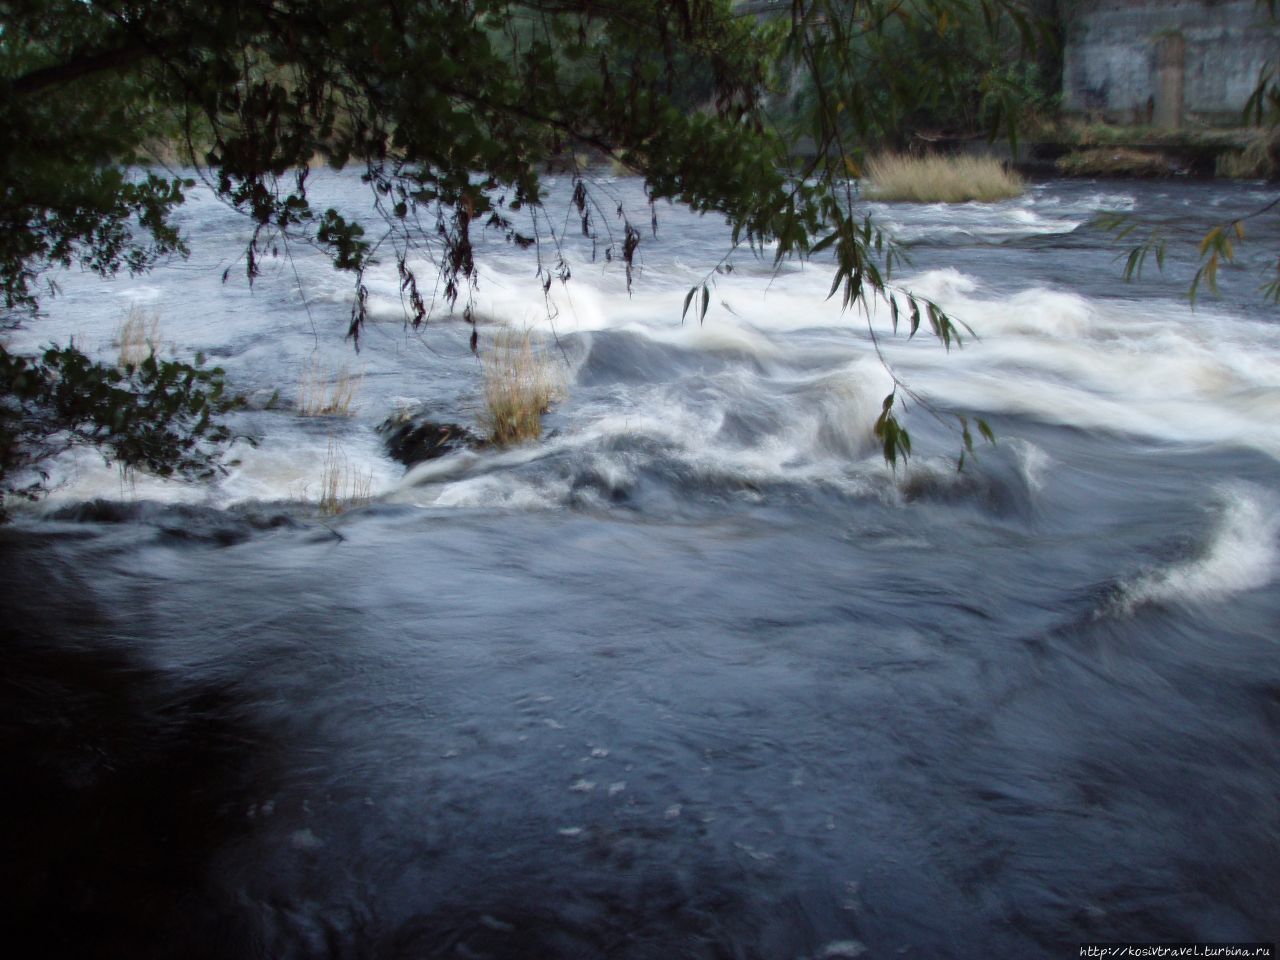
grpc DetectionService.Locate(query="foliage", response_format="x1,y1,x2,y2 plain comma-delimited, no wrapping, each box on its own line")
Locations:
0,342,243,515
1056,147,1177,178
863,152,1024,202
0,0,1047,484
780,0,1057,150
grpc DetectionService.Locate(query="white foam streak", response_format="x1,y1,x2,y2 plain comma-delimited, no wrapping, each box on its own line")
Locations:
897,271,1280,459
24,430,403,513
28,447,209,509
1121,486,1278,608
394,360,891,509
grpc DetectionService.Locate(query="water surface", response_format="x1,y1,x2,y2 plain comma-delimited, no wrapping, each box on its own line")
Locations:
3,174,1278,958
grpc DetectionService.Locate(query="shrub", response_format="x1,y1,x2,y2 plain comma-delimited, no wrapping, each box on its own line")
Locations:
0,343,242,515
863,153,1024,203
481,329,563,446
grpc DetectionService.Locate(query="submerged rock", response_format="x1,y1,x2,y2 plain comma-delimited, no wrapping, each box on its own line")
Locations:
379,417,483,468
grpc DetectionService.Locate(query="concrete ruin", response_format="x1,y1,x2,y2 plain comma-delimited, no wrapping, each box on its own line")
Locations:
1062,0,1280,127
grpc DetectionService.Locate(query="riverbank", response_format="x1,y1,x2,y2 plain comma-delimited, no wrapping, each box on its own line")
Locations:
949,123,1278,181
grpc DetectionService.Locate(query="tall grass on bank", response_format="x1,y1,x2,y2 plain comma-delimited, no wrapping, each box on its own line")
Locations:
1215,129,1277,179
116,305,162,367
863,153,1024,203
317,436,373,515
298,359,363,416
481,329,563,446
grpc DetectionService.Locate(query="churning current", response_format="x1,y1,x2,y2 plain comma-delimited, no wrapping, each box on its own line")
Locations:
2,173,1278,959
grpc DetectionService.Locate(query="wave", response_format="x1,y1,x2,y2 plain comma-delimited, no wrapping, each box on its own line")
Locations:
1115,485,1278,610
390,356,896,511
891,271,1280,459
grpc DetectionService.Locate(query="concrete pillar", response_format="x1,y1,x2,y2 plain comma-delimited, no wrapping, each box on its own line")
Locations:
1153,32,1185,129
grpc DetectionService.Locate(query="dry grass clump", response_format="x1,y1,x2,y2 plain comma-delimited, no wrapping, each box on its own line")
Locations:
117,305,162,367
481,329,564,446
863,152,1024,203
317,436,373,515
298,359,363,416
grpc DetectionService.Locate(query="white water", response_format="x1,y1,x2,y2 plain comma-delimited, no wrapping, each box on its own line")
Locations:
9,175,1280,519
7,174,1280,958
1119,484,1279,609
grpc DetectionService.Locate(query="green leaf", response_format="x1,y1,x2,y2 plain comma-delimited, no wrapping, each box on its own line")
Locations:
810,231,839,254
682,285,697,323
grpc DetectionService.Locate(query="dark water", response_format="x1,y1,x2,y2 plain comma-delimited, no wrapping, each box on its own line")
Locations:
3,176,1279,958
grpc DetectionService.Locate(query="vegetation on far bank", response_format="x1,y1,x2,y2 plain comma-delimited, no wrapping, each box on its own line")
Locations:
1055,147,1181,179
1044,122,1278,180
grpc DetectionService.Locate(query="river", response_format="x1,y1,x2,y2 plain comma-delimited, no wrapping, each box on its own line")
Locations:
2,172,1278,958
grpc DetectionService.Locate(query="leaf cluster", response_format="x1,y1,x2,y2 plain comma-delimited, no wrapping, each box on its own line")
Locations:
780,0,1054,151
2,0,1032,482
0,342,244,514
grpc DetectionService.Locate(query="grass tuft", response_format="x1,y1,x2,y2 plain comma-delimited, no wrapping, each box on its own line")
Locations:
863,152,1024,203
298,359,363,416
317,436,373,515
481,329,563,446
117,305,162,367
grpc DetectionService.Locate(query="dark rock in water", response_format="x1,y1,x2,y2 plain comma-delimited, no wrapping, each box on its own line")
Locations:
47,500,298,544
380,417,483,467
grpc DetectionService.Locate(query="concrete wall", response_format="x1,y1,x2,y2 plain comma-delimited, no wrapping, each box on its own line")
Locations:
1062,0,1280,125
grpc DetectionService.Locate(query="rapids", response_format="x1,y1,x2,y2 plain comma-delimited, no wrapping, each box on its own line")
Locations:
2,173,1278,958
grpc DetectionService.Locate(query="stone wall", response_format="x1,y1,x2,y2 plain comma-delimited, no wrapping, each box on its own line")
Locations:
1062,0,1280,126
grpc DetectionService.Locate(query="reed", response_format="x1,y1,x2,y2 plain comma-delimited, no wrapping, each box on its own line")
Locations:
116,305,162,367
318,436,373,515
863,152,1024,203
481,329,563,446
298,359,363,417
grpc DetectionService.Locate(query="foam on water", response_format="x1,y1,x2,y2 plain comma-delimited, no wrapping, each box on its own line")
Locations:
392,358,892,510
218,429,402,507
16,420,403,515
1012,440,1051,494
1118,485,1278,609
21,446,210,509
868,187,1094,244
888,270,1280,458
12,175,1280,515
